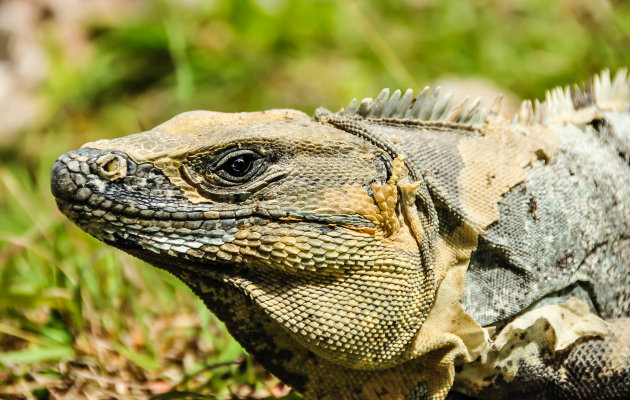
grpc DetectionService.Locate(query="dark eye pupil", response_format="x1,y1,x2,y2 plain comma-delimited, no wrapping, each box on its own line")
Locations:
227,155,252,176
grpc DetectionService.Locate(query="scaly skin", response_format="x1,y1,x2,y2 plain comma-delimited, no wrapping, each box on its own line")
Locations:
51,70,630,399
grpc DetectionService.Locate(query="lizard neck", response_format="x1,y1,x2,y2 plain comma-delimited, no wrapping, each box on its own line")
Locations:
181,268,441,400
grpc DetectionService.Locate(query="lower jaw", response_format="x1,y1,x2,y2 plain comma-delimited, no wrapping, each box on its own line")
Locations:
121,244,243,288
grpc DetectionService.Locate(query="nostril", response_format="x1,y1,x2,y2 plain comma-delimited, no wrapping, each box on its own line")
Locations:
96,153,127,180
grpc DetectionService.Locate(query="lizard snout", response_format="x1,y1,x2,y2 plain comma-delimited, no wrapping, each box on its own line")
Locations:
50,157,74,200
50,148,130,202
50,150,94,201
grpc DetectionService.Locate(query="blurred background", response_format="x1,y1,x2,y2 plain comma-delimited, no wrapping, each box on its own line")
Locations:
1,0,629,399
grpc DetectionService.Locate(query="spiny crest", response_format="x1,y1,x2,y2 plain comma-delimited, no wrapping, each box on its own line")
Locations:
337,86,503,125
336,69,629,127
512,68,629,125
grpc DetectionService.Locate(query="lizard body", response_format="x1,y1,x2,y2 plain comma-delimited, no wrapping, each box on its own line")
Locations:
51,70,630,399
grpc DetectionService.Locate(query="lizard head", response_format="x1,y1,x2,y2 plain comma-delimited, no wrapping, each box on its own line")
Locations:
50,109,437,381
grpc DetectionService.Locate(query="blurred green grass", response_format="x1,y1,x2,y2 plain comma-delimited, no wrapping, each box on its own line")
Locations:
1,0,630,398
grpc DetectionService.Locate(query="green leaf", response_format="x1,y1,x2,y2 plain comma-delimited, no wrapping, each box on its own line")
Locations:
0,345,74,365
40,325,72,345
113,343,161,371
215,337,245,364
150,391,215,400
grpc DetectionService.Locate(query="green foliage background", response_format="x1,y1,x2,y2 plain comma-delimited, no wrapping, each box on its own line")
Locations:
1,0,629,398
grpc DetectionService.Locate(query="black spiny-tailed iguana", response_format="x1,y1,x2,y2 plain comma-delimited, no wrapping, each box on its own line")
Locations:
51,70,630,399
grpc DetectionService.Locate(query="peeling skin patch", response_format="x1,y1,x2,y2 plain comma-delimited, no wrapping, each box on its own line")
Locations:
315,156,422,253
457,120,558,230
454,298,608,394
606,319,630,371
323,156,420,237
407,225,487,398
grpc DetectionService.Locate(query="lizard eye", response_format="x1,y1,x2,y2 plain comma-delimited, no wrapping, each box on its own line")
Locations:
224,155,252,176
213,150,263,183
181,146,286,201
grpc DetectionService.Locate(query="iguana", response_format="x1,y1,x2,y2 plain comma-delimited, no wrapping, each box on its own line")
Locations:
50,70,630,399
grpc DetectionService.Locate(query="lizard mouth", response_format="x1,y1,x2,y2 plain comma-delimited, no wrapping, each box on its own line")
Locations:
121,243,239,282
55,195,251,291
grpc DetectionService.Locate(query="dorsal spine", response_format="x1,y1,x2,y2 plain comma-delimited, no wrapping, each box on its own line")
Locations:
336,69,630,126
